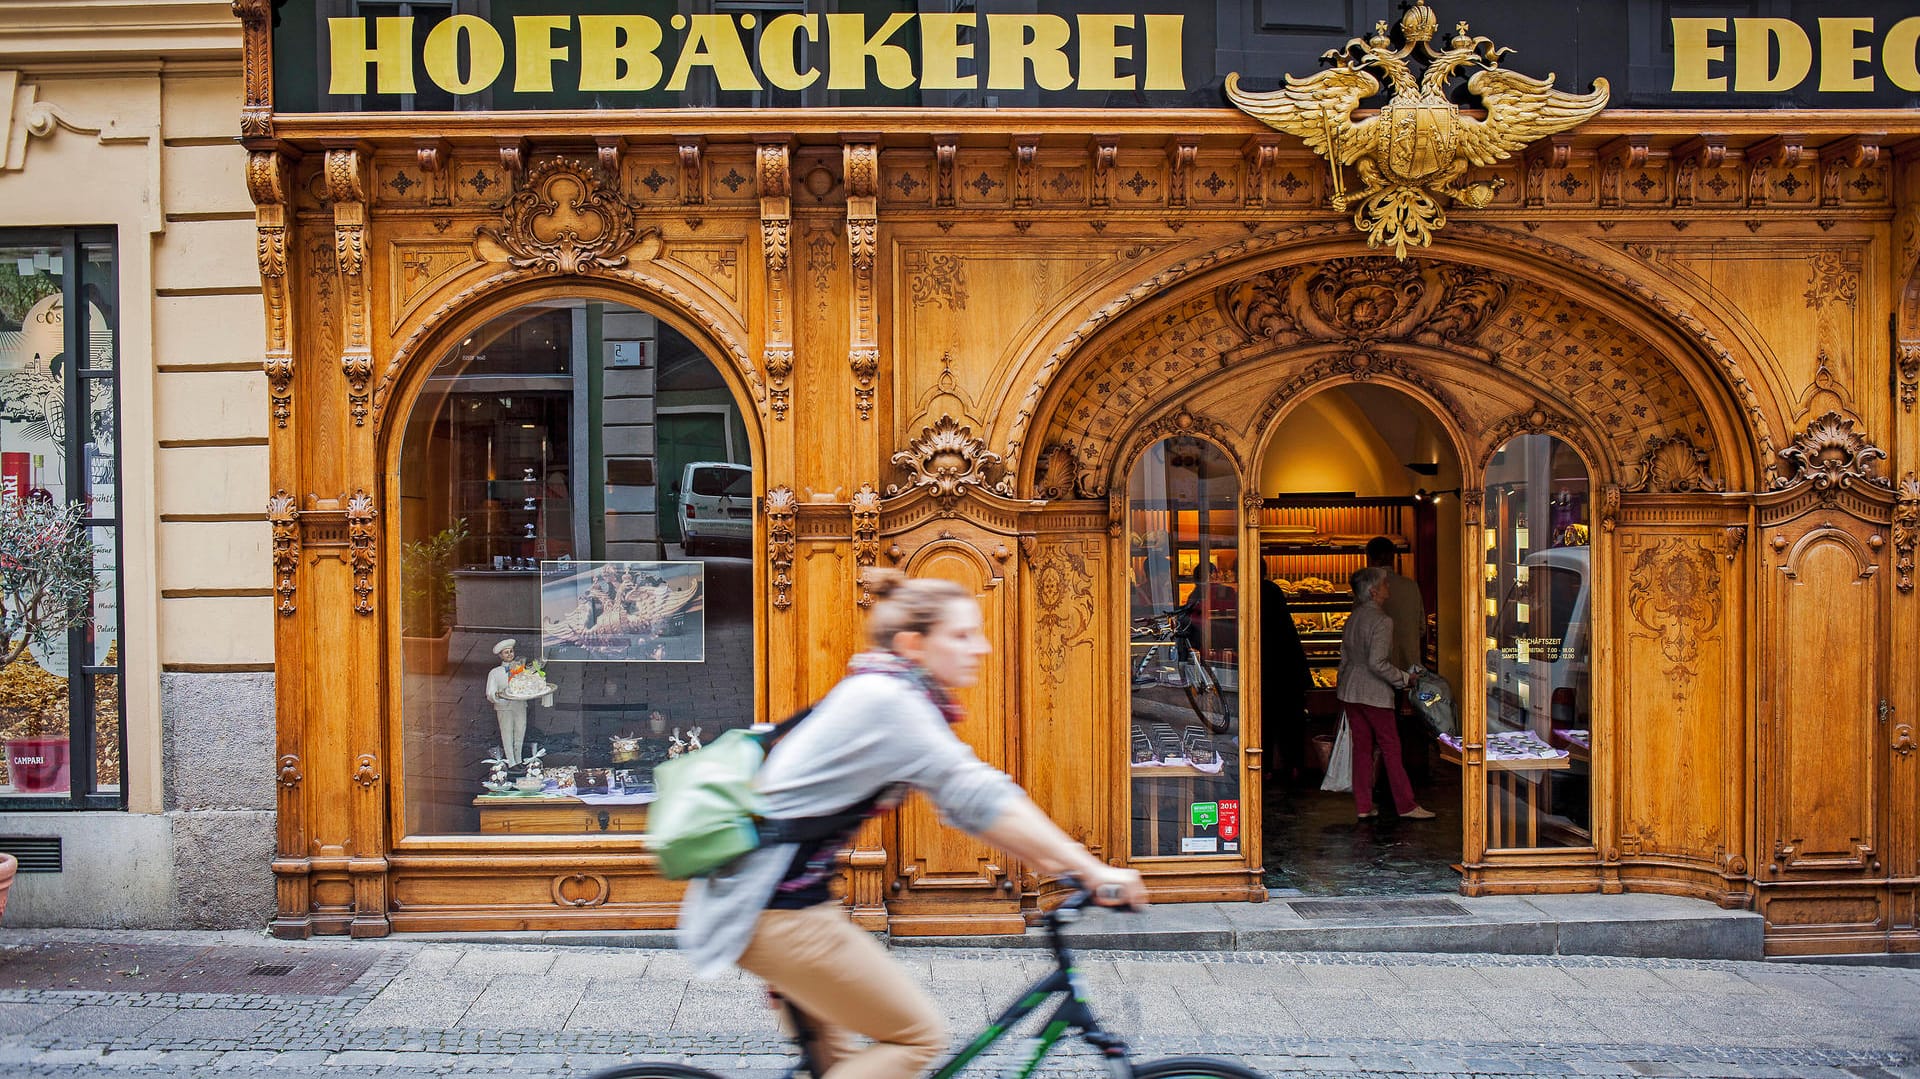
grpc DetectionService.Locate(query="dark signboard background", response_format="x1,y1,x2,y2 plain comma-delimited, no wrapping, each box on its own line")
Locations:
271,0,1920,113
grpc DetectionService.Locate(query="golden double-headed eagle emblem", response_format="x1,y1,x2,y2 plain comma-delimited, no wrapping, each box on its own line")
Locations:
1226,2,1608,258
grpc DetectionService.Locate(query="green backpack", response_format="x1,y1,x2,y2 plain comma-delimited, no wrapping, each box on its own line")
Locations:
647,708,870,881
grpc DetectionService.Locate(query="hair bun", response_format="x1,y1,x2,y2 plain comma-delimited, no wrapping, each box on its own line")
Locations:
860,567,908,599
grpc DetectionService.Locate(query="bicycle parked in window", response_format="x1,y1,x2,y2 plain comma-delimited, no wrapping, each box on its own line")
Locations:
1130,609,1232,735
581,878,1264,1079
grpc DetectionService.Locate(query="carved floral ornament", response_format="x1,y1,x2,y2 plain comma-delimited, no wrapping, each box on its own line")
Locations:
1771,410,1888,494
1218,258,1514,354
1895,472,1919,595
1225,2,1607,258
888,415,1006,512
1627,539,1722,704
476,157,661,274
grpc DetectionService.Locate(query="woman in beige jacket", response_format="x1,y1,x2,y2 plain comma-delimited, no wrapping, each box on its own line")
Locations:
1336,566,1437,822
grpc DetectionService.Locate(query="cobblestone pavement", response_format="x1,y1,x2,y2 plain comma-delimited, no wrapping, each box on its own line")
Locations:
0,928,1916,1078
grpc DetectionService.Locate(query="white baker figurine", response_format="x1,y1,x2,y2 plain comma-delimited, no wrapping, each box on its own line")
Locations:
483,638,553,766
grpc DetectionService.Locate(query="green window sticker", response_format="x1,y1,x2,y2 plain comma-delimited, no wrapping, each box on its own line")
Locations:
1190,801,1218,828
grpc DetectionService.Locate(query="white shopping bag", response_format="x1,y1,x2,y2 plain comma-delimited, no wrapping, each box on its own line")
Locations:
1320,712,1353,793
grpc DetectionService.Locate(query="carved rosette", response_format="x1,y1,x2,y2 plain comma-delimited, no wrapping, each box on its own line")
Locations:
1625,434,1722,493
1895,472,1920,594
765,485,796,611
887,415,1005,513
268,490,299,616
346,489,377,615
844,142,880,420
477,157,649,275
851,483,881,609
1772,410,1887,493
1627,539,1722,703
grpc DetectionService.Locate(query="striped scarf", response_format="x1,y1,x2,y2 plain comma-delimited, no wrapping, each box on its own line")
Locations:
846,650,966,726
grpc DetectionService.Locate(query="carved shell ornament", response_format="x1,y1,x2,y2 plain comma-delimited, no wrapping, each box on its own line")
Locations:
476,158,661,274
1772,410,1887,492
888,415,1005,510
1225,2,1608,257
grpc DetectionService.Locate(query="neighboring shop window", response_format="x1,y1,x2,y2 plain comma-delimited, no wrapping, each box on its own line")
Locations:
1481,434,1591,849
397,298,756,837
0,230,123,809
1126,436,1242,859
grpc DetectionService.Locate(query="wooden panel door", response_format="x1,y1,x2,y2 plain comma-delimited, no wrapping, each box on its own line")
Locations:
884,532,1027,935
1760,509,1886,880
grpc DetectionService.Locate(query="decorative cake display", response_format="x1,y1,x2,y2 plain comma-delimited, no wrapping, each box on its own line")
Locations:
501,659,556,700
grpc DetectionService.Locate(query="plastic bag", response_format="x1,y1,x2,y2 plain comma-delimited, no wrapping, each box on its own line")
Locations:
1319,712,1353,793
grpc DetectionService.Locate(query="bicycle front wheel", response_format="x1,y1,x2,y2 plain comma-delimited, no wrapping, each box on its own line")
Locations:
1132,1055,1268,1078
580,1063,731,1079
1180,664,1232,734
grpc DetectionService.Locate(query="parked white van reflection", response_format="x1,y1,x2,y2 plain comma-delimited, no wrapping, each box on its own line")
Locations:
675,461,752,556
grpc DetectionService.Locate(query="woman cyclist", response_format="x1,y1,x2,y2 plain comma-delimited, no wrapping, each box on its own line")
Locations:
678,568,1148,1078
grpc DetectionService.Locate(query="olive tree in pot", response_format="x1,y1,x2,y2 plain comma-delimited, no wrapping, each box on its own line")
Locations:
401,519,468,675
0,496,97,799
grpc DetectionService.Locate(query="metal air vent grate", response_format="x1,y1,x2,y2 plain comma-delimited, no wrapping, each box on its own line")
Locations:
0,836,62,873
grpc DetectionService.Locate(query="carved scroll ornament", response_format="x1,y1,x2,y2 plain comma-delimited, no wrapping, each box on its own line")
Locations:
1895,472,1920,594
1225,2,1607,257
765,485,796,611
888,416,1005,512
268,490,299,616
476,157,658,275
1771,410,1887,493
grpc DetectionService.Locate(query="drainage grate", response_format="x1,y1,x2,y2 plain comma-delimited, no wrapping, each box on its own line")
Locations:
0,836,61,873
247,964,295,977
1288,897,1472,920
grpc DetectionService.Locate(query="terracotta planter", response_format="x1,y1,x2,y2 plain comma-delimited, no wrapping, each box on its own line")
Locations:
6,737,69,793
401,628,453,675
0,852,15,922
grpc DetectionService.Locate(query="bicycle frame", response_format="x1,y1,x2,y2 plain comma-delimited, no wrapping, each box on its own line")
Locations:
784,903,1134,1079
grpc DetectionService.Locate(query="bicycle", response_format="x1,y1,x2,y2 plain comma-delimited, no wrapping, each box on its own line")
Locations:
1129,610,1232,735
581,877,1264,1079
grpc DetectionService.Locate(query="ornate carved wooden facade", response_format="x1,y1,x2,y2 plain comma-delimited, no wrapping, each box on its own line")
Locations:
241,13,1920,955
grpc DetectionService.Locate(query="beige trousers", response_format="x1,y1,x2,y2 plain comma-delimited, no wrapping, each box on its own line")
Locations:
736,902,948,1079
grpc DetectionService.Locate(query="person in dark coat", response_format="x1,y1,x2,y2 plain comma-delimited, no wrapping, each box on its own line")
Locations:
1260,574,1313,787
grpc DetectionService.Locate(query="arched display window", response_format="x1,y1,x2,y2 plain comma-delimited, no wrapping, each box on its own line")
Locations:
1480,434,1592,850
1125,436,1243,859
396,297,756,837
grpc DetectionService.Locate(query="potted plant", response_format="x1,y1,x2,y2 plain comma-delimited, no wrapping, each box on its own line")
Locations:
0,496,97,794
401,518,468,674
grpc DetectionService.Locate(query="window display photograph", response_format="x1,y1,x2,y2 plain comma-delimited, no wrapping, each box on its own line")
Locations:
1479,433,1592,849
1126,435,1243,859
397,297,755,837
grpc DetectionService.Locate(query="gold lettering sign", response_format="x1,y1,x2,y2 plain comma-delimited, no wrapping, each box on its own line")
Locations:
326,12,1187,97
1673,15,1920,93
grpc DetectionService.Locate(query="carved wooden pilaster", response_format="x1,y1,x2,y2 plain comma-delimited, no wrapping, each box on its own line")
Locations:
1242,492,1264,527
346,488,377,615
1012,135,1039,209
1596,135,1647,209
268,490,299,616
1461,489,1483,528
1090,138,1118,209
248,149,297,429
844,140,880,421
1168,138,1198,209
934,136,956,208
232,0,274,140
852,482,880,609
325,147,374,426
1241,135,1280,208
415,138,452,204
679,136,706,205
766,485,796,611
759,139,794,421
1896,473,1920,594
1745,134,1805,209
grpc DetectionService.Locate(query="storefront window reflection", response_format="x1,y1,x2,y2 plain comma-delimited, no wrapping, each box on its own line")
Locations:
398,298,755,837
1127,436,1242,859
1481,434,1591,849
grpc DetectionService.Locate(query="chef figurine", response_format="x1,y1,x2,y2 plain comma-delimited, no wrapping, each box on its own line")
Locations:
483,638,552,766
